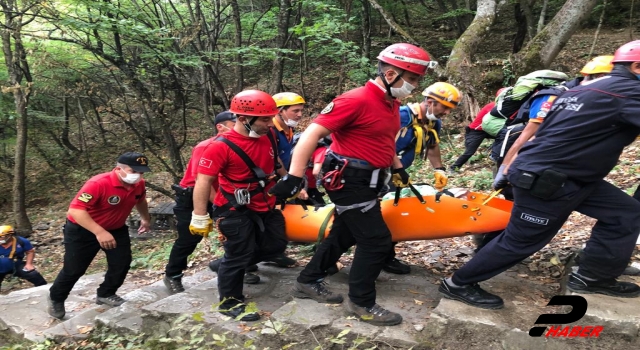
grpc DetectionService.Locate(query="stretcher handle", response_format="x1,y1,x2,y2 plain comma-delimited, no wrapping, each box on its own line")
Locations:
481,189,502,206
393,183,426,206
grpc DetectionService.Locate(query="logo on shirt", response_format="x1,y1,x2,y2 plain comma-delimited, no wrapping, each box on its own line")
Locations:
108,195,121,205
321,102,334,114
199,158,213,168
520,213,549,225
78,193,93,203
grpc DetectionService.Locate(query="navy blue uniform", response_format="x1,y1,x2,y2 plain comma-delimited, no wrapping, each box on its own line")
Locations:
453,67,640,285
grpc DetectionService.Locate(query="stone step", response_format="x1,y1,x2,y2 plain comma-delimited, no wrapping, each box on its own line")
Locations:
424,273,640,349
94,269,215,335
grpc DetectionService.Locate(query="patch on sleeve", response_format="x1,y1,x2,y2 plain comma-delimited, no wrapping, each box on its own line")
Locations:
199,158,213,168
320,102,334,114
78,193,93,203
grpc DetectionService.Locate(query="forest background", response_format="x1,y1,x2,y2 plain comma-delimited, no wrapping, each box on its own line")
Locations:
0,0,639,297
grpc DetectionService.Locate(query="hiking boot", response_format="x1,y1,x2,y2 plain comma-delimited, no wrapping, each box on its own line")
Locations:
96,294,126,307
164,275,185,294
438,278,504,309
218,303,260,322
567,272,640,297
447,167,459,176
345,299,402,326
268,254,296,267
47,296,65,319
382,258,410,275
209,259,260,284
244,273,260,284
292,280,343,304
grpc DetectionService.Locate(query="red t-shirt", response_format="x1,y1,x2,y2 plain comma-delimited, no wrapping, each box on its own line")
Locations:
314,81,400,168
68,170,146,230
196,130,276,212
180,138,217,188
469,102,495,130
306,146,327,189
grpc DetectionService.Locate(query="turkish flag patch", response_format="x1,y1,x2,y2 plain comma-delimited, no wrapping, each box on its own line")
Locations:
199,158,213,168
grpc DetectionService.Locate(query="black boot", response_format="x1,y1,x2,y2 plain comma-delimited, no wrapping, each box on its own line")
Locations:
439,278,504,309
567,272,640,297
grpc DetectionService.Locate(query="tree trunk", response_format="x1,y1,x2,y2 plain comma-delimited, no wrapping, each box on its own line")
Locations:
229,0,244,93
269,0,292,94
360,0,371,60
0,0,34,235
61,95,80,153
513,0,599,74
446,0,504,120
520,0,536,40
513,3,528,53
367,0,417,45
537,0,549,33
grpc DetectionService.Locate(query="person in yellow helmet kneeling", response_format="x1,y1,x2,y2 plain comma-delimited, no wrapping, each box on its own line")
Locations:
0,225,47,291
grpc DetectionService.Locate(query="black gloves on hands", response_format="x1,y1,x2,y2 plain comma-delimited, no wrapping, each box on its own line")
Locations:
269,174,304,200
392,167,410,188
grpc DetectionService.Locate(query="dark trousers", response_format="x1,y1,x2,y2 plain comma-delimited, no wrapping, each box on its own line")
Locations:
217,210,287,307
298,174,393,308
451,128,493,169
49,221,132,302
453,174,640,285
164,193,212,277
0,260,47,287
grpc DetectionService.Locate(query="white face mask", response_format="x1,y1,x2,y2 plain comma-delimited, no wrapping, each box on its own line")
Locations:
425,103,438,121
120,171,142,184
243,122,261,138
0,237,10,244
389,79,416,99
284,119,299,128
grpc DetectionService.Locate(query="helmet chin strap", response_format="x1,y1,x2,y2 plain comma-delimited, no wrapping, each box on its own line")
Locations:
378,62,404,98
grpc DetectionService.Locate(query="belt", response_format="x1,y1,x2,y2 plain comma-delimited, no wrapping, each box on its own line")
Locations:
330,152,376,170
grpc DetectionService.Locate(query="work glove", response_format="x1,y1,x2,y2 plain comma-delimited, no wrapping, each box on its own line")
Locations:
268,174,304,200
492,165,509,190
392,167,410,188
434,168,448,191
189,212,213,237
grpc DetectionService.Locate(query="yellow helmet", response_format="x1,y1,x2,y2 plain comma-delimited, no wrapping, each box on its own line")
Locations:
422,82,461,109
580,55,614,76
0,225,14,237
272,92,306,108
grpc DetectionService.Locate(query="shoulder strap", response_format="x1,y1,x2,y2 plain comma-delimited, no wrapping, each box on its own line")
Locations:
8,237,17,260
266,130,280,171
218,137,267,183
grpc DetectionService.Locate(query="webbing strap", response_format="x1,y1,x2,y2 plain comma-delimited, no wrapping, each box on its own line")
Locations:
316,207,335,243
218,137,267,184
8,237,17,259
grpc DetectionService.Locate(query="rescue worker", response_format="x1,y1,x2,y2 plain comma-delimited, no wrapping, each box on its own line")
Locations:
48,152,151,319
449,88,506,173
189,90,288,321
385,82,460,274
0,225,46,289
440,40,640,309
270,43,436,326
272,92,306,171
493,56,614,197
163,111,244,294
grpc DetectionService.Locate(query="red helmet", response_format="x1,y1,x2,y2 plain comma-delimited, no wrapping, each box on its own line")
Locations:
612,40,640,63
377,43,436,76
229,90,279,117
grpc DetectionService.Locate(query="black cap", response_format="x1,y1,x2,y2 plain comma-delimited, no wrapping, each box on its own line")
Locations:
117,152,151,173
214,111,237,125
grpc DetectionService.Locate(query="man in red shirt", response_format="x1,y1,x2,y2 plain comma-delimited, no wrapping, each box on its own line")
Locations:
270,43,436,326
163,111,243,294
449,88,506,172
48,152,151,319
189,90,287,322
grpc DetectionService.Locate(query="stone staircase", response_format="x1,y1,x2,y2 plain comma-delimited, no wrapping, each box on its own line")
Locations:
1,266,639,349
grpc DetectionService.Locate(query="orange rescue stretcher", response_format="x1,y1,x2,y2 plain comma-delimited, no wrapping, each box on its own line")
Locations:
282,190,513,243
